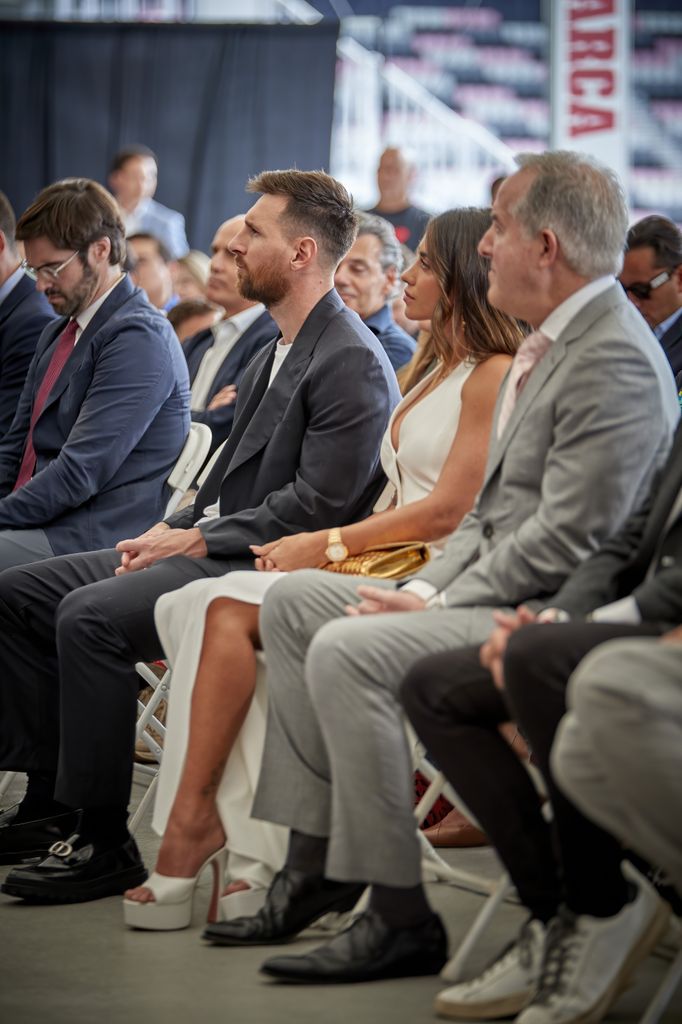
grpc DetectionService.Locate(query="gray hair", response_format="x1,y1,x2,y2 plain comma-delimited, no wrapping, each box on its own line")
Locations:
355,211,404,274
512,151,628,278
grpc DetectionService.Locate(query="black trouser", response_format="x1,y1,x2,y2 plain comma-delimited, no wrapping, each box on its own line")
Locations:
0,547,246,809
402,621,661,921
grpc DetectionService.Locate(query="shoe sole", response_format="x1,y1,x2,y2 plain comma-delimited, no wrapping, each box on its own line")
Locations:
260,953,448,984
1,865,148,904
434,989,531,1020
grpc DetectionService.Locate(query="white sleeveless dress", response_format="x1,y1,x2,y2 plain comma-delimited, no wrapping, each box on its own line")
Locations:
151,361,476,894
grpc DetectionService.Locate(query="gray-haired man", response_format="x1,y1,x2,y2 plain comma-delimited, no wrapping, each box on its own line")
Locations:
205,152,678,997
334,211,416,371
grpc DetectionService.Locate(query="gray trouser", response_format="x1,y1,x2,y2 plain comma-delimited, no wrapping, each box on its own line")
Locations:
253,569,504,887
0,528,54,572
553,636,682,893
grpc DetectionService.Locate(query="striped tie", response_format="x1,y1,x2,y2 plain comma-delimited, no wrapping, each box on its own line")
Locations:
13,318,78,491
496,330,551,440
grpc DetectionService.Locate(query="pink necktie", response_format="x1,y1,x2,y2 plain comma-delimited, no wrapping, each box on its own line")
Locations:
496,330,551,440
13,319,78,491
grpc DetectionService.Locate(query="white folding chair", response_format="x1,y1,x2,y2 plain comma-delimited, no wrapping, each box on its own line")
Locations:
640,944,682,1024
129,433,227,829
164,421,213,516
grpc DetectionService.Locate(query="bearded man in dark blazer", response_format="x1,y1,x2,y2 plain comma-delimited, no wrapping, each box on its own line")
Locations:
0,169,399,905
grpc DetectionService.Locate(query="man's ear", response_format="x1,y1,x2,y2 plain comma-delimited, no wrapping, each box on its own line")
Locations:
89,237,112,265
673,263,682,297
537,228,559,268
291,236,317,270
383,265,398,299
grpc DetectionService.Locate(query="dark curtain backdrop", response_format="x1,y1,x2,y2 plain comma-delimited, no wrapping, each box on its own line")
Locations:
0,21,339,252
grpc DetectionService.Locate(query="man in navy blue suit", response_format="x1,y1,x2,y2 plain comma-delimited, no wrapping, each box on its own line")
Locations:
0,177,190,570
184,213,276,454
334,212,415,371
0,192,56,439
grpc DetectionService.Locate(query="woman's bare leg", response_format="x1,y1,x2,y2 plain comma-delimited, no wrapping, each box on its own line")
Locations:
126,597,260,902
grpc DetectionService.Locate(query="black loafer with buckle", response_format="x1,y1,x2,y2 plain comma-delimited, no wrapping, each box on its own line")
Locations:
0,804,80,865
0,831,147,903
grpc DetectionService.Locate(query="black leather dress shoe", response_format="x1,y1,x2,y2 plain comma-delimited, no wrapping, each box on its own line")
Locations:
0,831,147,903
202,868,365,946
260,909,448,983
0,804,80,865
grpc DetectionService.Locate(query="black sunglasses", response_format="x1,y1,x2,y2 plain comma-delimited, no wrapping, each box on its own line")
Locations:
621,268,673,301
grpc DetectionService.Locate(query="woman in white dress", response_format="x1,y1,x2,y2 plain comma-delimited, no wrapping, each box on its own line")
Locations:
124,207,526,929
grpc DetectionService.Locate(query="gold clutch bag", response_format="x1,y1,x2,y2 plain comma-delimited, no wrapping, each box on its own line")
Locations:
322,541,430,580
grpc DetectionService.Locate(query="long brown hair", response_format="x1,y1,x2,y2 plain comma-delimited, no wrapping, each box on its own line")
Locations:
399,208,526,393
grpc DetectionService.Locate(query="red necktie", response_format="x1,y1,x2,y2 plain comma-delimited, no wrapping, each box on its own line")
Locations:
13,318,79,491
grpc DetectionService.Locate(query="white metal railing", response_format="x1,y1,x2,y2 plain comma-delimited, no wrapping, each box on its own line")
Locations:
25,0,322,22
331,36,517,214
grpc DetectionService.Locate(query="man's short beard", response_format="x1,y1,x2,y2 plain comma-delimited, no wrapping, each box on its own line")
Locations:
238,265,289,307
46,260,99,318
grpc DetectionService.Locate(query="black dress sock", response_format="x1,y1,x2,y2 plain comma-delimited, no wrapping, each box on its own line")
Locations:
369,883,434,928
78,805,130,845
16,771,71,821
285,829,330,877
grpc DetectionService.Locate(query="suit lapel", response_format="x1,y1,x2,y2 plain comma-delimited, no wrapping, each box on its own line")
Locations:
185,330,214,382
632,423,682,571
220,290,345,478
483,284,623,486
485,339,566,481
0,273,34,326
39,276,137,414
193,343,276,507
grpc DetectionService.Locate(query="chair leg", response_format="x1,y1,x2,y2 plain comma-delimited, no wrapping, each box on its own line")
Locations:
128,771,159,835
639,948,682,1024
440,872,515,983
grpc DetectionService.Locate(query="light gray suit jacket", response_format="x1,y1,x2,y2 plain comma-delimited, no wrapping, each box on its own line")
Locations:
413,283,679,609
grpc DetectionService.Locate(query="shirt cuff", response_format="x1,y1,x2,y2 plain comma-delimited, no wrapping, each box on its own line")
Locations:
589,596,642,624
401,580,443,607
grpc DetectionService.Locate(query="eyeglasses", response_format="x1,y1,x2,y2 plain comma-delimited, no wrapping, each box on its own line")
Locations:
621,268,673,302
21,250,80,282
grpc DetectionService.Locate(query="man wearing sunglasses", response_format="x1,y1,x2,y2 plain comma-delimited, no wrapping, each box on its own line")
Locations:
620,215,682,384
0,177,190,571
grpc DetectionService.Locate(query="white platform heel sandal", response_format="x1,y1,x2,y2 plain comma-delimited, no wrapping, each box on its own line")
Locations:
124,847,228,931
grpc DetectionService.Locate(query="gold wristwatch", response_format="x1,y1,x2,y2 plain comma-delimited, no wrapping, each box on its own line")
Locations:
324,528,349,562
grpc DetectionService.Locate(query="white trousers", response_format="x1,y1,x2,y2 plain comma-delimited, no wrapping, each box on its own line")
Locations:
151,571,289,890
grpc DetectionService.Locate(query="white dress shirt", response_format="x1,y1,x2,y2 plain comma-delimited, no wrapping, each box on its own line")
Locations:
190,304,265,412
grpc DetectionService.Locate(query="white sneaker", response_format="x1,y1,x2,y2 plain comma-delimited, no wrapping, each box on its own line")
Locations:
434,918,546,1020
516,877,670,1024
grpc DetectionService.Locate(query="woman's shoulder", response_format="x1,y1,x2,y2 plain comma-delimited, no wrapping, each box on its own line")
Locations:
461,353,513,397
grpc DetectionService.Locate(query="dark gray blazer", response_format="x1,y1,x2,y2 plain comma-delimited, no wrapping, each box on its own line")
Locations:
552,420,682,627
166,289,400,559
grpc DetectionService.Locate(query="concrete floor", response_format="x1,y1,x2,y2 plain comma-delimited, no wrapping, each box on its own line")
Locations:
0,773,680,1024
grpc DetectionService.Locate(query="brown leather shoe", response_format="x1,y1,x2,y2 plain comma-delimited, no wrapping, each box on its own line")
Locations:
422,807,488,848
